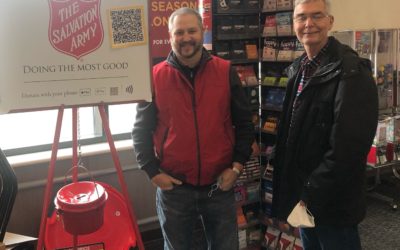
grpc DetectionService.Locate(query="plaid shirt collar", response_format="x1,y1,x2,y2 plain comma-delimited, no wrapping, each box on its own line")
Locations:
300,40,330,78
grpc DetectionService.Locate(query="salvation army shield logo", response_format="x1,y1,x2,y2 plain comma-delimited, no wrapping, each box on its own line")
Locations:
48,0,103,59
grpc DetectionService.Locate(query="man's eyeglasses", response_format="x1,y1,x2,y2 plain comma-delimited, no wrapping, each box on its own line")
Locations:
293,13,330,23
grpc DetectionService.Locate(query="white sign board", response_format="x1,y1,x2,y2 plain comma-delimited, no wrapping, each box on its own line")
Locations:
0,0,152,114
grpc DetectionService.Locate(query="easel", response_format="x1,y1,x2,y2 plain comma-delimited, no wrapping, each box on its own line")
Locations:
36,104,144,250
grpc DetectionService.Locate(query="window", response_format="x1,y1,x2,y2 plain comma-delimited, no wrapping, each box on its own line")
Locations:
0,103,137,156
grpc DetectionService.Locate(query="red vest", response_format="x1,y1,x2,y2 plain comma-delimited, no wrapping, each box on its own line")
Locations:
152,56,234,185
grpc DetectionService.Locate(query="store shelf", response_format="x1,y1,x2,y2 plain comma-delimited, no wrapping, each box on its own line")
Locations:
231,59,260,65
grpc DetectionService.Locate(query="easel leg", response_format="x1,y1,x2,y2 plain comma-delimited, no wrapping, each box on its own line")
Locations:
98,104,145,250
72,107,78,182
36,106,65,250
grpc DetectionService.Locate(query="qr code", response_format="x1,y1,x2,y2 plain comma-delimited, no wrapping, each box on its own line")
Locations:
109,6,146,48
110,87,119,96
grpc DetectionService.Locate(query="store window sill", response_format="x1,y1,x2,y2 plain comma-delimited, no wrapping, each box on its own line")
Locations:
8,139,133,168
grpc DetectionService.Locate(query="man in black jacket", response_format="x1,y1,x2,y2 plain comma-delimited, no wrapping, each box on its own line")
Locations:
272,0,378,249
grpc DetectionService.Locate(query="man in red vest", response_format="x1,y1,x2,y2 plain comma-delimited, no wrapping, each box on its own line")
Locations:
132,7,254,250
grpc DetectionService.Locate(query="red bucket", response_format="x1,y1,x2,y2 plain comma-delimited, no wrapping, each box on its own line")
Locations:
55,181,108,235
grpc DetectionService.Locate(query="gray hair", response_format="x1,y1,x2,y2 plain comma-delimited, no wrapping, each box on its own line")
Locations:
294,0,331,14
168,7,203,32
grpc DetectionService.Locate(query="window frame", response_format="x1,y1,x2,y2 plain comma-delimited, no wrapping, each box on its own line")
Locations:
2,104,136,157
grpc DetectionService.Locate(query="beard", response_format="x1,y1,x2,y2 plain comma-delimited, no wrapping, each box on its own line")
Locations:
176,40,203,59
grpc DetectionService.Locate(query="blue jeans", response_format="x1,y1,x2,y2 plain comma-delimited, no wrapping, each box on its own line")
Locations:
156,184,238,250
300,225,362,250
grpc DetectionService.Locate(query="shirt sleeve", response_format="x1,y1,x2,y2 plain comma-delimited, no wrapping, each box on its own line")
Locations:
131,101,161,179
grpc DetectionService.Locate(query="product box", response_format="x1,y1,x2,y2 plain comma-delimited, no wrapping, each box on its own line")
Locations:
391,120,400,157
234,183,247,203
293,237,304,250
263,116,278,133
262,178,273,203
277,39,295,61
245,43,259,60
277,232,295,250
264,227,281,249
216,17,233,39
246,182,260,202
263,15,277,37
263,202,273,216
263,76,278,86
243,205,258,223
355,30,373,57
214,42,230,59
264,145,274,159
236,66,258,86
264,88,285,109
276,0,293,10
217,0,244,12
247,87,259,108
231,41,246,59
248,227,262,245
246,0,260,10
276,12,292,36
263,0,277,12
238,229,247,249
232,16,246,36
229,0,244,9
294,40,305,59
235,66,247,86
374,119,389,146
278,77,288,87
263,39,278,61
245,15,260,37
241,156,261,181
245,67,258,86
262,163,274,181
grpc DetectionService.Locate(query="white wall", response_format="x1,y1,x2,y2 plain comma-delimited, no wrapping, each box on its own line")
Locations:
330,0,400,31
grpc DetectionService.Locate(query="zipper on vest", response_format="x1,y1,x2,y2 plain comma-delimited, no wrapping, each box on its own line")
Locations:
191,90,202,185
159,127,169,161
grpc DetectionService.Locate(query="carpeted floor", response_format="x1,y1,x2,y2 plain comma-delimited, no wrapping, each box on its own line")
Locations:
360,196,400,250
143,225,207,250
143,189,400,250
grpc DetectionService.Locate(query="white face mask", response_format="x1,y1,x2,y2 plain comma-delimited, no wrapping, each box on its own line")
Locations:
287,202,315,228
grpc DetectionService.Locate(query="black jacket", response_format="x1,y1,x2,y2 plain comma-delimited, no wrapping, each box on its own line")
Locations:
272,37,378,226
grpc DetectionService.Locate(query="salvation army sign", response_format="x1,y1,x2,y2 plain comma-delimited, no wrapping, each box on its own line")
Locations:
0,0,151,114
48,0,104,59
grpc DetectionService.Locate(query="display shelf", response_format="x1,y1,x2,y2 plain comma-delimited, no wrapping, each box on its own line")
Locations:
217,34,260,40
216,9,260,15
260,129,277,136
258,2,297,247
261,59,293,63
239,220,260,230
231,59,260,65
260,105,282,112
261,9,293,14
211,2,291,248
261,34,296,38
215,0,260,15
240,244,262,250
259,214,295,236
237,197,262,207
